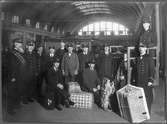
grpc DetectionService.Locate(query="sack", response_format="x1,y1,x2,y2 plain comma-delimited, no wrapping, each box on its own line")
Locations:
68,82,81,93
116,84,150,123
101,77,115,110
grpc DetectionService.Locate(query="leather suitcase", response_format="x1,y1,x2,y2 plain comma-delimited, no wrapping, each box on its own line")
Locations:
116,84,150,123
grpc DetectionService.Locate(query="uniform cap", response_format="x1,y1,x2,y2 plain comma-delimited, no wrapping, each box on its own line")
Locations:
139,42,146,47
26,40,35,46
88,59,96,64
49,46,55,49
54,58,60,63
13,38,23,44
67,43,73,48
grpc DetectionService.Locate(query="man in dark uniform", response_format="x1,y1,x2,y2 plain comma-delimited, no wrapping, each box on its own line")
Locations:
36,44,46,97
45,46,58,72
98,45,116,81
46,58,75,110
7,38,27,114
61,43,79,91
139,17,155,47
24,41,37,103
132,42,155,114
78,44,91,87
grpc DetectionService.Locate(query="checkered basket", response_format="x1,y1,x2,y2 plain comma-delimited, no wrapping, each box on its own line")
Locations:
70,92,94,109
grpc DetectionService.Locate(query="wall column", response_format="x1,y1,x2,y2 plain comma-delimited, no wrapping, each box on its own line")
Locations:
155,2,160,85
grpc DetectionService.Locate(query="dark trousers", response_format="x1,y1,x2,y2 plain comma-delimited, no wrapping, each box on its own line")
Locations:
23,76,37,101
6,82,21,113
36,72,45,97
54,88,70,105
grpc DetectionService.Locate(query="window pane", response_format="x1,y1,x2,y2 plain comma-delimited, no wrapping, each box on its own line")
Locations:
119,25,124,30
113,23,118,31
106,22,112,30
94,22,100,31
100,21,105,31
83,26,88,31
89,24,93,31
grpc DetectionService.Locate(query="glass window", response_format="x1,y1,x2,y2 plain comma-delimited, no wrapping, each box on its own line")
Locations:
94,22,100,31
83,26,88,31
106,22,112,30
78,21,128,36
89,24,94,31
100,21,105,31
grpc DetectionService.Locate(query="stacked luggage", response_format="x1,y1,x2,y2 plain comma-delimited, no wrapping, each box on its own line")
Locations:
68,82,94,109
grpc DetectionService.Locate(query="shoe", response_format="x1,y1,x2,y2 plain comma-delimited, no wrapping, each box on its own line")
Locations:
69,100,75,106
55,105,63,111
22,99,29,104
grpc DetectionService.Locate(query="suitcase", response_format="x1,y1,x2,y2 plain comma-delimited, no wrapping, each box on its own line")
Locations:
70,92,94,109
116,84,150,123
68,82,81,93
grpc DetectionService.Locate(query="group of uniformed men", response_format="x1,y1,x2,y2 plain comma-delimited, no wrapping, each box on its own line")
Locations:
3,19,155,116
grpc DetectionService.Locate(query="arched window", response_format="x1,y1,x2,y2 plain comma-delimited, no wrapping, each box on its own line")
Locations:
78,21,129,36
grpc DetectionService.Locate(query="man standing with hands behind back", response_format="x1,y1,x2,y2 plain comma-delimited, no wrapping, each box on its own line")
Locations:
61,43,79,91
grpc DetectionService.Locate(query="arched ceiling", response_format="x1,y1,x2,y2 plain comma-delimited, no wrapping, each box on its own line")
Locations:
2,1,145,33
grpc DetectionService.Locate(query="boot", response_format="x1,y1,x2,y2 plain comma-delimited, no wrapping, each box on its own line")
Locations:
55,104,63,111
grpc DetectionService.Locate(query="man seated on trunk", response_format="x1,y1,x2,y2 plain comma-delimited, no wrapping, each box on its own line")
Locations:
46,58,75,111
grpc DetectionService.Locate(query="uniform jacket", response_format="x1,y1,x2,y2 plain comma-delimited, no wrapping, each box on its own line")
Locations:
24,51,37,78
8,49,28,92
61,52,79,76
131,54,155,110
36,52,46,75
98,53,118,80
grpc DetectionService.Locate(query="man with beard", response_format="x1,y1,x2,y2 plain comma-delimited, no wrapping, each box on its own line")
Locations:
7,38,27,114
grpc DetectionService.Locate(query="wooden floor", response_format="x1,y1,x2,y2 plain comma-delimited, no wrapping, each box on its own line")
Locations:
2,79,165,123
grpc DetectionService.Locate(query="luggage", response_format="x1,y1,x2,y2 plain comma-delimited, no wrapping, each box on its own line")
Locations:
68,82,81,93
116,84,150,123
70,91,94,109
101,77,115,110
